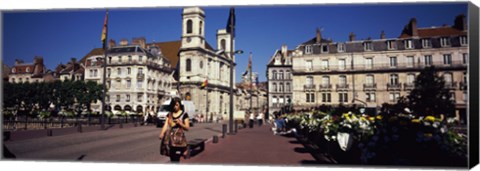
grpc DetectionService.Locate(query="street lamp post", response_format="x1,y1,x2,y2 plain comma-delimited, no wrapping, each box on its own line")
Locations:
97,54,108,130
249,52,253,115
228,50,243,134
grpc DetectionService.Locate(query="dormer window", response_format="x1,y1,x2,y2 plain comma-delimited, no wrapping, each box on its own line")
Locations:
387,40,396,50
11,68,15,73
422,39,431,48
26,67,30,72
305,45,313,54
460,36,468,46
404,39,413,49
321,45,329,53
337,43,345,52
440,37,451,47
363,42,373,51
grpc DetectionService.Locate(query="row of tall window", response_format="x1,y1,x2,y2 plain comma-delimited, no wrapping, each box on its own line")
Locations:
304,53,468,71
305,36,467,54
108,79,171,90
108,55,144,64
271,70,291,80
107,93,146,103
271,96,291,107
271,82,291,92
304,72,466,87
106,67,144,77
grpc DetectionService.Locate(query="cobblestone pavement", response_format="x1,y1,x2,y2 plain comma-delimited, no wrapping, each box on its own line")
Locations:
182,124,320,166
3,122,225,163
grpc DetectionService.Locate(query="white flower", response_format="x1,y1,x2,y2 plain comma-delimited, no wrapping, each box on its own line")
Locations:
440,127,447,133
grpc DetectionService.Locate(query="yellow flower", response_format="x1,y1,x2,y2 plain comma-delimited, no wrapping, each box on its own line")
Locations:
376,115,383,120
425,116,436,122
424,133,433,137
411,119,421,123
368,117,375,121
351,115,358,120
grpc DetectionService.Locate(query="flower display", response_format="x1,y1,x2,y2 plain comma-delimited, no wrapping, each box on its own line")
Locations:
283,107,467,166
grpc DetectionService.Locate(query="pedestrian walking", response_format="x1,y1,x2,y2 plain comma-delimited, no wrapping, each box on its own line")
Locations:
257,112,264,126
159,97,190,163
249,111,255,128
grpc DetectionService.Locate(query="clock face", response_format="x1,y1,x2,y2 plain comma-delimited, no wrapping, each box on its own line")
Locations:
186,37,191,43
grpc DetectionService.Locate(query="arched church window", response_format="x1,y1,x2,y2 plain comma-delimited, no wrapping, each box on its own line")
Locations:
187,20,193,34
186,59,192,72
221,39,226,50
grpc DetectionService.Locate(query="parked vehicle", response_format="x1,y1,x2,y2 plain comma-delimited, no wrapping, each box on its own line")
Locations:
157,99,196,127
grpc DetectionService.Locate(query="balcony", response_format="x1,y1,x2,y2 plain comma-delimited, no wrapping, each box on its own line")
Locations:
445,82,457,90
319,84,332,91
387,83,402,91
335,84,349,91
137,73,145,79
403,83,415,91
292,60,467,74
303,84,316,91
459,82,467,90
363,83,377,91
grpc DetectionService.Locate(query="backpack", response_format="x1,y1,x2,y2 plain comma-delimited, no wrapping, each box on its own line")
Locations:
168,112,188,148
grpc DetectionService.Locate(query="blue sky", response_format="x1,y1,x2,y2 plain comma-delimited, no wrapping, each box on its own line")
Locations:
2,2,468,82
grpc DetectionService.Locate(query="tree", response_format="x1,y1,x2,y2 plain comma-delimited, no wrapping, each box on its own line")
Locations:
37,82,54,111
407,66,455,117
58,80,76,112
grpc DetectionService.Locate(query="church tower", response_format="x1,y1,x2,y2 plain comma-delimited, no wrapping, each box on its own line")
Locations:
216,29,233,57
181,7,205,49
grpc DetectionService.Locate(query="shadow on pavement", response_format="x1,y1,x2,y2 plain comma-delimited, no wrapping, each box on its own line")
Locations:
77,155,86,161
300,159,332,165
3,144,16,159
294,147,311,154
289,140,301,144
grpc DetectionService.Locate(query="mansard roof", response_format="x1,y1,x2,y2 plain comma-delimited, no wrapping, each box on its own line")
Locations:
147,40,182,70
399,26,467,38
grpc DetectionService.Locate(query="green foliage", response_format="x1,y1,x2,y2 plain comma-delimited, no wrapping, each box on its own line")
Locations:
3,80,104,115
39,111,51,119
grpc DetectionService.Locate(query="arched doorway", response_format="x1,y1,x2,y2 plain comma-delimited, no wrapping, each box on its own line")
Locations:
114,105,122,111
136,105,143,114
124,105,132,111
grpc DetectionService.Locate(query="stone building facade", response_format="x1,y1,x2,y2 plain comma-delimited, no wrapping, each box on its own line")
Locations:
83,39,174,115
266,44,294,113
177,7,236,118
289,15,468,122
8,56,47,83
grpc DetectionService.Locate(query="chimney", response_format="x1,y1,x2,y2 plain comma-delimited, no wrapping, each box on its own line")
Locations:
316,28,322,43
349,32,356,42
119,39,129,46
15,59,24,65
34,56,43,64
454,14,467,31
380,30,386,39
281,44,288,57
132,37,146,49
109,39,116,48
410,18,418,37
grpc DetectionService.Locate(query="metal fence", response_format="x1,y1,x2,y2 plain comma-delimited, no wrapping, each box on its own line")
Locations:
2,115,143,131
